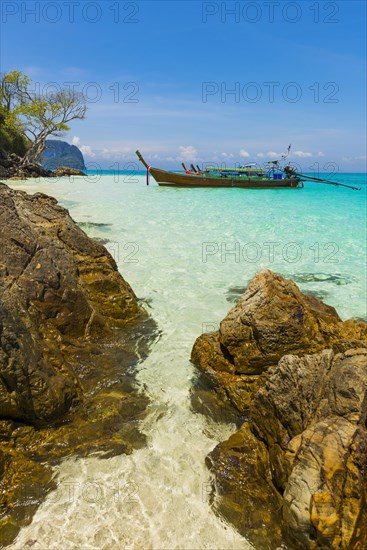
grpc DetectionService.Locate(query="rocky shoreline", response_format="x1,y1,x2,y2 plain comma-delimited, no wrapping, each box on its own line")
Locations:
191,270,367,549
1,176,366,549
0,150,86,180
0,183,156,545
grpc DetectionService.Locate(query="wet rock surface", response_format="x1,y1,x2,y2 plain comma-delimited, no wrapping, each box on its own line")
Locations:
0,183,156,545
207,348,367,549
193,270,367,549
191,269,367,413
206,422,283,549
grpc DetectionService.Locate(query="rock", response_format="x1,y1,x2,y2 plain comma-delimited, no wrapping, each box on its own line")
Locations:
52,165,86,177
24,162,52,178
191,269,367,413
0,146,87,179
0,182,155,544
0,443,55,547
206,423,283,549
196,270,367,547
207,348,367,549
41,139,86,171
0,150,53,179
0,164,8,178
0,182,145,422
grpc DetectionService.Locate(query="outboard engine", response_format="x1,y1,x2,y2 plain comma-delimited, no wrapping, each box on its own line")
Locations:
284,165,296,179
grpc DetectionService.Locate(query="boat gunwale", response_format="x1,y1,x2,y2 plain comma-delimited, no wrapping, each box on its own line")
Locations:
148,166,301,188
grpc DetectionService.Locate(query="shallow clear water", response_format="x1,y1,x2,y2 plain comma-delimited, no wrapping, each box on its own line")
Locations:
8,173,367,549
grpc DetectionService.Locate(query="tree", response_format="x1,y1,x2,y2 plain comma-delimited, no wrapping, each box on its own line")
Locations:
0,71,30,135
0,70,87,165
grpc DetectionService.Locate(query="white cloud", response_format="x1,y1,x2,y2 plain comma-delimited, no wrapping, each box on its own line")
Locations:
178,145,198,162
317,151,324,157
355,155,366,160
72,136,80,145
61,66,88,78
294,150,312,158
239,149,250,158
23,65,44,77
256,151,295,160
99,147,133,159
80,145,95,158
221,152,234,158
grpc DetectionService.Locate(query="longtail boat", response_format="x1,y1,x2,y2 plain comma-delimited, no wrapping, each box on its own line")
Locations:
136,151,302,188
135,151,361,191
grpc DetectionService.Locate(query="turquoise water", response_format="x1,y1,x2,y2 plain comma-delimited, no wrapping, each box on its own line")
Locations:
9,173,367,549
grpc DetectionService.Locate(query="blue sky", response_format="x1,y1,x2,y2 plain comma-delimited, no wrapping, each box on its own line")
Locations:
1,0,366,170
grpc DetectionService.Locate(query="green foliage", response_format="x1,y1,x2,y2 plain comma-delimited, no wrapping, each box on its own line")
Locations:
0,70,87,163
0,95,28,156
0,124,29,156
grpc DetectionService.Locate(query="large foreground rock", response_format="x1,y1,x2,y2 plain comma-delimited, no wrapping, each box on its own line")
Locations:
193,270,367,548
0,183,155,544
191,269,367,413
207,348,367,549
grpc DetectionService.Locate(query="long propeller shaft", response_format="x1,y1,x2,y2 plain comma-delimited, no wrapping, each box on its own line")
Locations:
294,172,361,191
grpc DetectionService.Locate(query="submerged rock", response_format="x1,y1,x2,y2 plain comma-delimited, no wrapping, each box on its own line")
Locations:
0,183,155,544
191,269,367,413
290,272,357,285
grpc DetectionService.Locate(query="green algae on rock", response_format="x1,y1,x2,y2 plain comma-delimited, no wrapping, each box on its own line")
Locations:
192,270,367,549
0,183,156,546
206,422,283,549
208,348,367,549
191,269,367,414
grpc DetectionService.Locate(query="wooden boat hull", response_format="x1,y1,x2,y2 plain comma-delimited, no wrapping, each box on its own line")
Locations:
149,167,300,188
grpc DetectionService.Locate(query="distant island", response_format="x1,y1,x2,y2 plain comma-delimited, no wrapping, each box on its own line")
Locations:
41,140,86,171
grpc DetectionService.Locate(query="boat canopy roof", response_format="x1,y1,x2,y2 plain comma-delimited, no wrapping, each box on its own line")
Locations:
205,166,265,173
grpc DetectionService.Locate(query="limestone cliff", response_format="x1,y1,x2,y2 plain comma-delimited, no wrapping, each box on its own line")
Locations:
41,139,86,171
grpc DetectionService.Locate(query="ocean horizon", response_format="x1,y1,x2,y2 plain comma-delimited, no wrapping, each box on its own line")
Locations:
82,169,367,177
